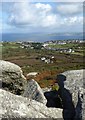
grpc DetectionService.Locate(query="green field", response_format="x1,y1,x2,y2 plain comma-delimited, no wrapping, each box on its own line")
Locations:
48,42,85,56
48,43,79,49
1,42,85,88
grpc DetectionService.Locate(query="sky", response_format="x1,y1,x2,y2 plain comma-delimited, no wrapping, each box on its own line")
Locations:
0,1,83,33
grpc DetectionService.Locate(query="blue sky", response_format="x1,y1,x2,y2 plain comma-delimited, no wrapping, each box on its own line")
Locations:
1,1,83,33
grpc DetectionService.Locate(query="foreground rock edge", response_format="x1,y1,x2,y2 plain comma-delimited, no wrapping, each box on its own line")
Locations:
0,89,63,119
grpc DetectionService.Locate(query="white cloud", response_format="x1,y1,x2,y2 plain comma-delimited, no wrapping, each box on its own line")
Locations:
9,2,57,28
41,14,57,27
35,3,52,12
62,16,83,25
9,2,36,25
1,0,85,2
57,4,83,15
2,2,83,33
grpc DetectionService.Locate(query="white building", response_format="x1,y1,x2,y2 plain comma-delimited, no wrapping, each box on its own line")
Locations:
51,56,54,59
41,57,46,61
45,59,50,64
43,43,49,47
68,49,72,53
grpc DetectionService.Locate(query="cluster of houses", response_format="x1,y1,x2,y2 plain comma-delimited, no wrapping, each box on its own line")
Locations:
17,42,73,54
45,47,75,53
17,42,34,49
60,48,75,53
44,39,84,45
41,56,54,64
42,40,84,53
16,39,84,54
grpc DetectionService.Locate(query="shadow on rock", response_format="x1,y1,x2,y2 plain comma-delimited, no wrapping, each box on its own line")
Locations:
44,90,63,108
44,74,76,120
75,91,83,120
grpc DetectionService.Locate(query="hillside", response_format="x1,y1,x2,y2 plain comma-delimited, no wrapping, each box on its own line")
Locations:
1,41,85,87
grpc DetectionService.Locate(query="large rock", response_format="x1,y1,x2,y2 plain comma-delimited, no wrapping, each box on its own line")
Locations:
0,60,27,95
23,79,47,105
57,69,85,120
0,89,63,119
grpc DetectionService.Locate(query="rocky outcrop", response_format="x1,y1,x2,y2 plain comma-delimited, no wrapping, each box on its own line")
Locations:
0,60,46,104
0,89,63,119
0,60,27,95
0,60,63,119
23,79,47,105
1,60,84,119
57,69,85,120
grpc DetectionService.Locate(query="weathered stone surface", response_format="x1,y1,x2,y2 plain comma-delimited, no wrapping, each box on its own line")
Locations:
0,60,27,95
76,87,85,120
23,79,47,105
62,70,84,95
57,69,85,120
0,89,63,119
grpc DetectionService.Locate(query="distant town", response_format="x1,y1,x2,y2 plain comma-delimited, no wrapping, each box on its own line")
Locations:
14,39,85,55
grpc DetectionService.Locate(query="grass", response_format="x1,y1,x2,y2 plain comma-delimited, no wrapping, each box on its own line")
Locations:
71,52,84,56
48,43,79,49
2,42,85,88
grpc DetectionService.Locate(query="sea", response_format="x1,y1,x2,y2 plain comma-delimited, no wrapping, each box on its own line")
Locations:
0,33,84,43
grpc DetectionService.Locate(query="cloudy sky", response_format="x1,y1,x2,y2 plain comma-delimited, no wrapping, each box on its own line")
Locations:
1,1,83,33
